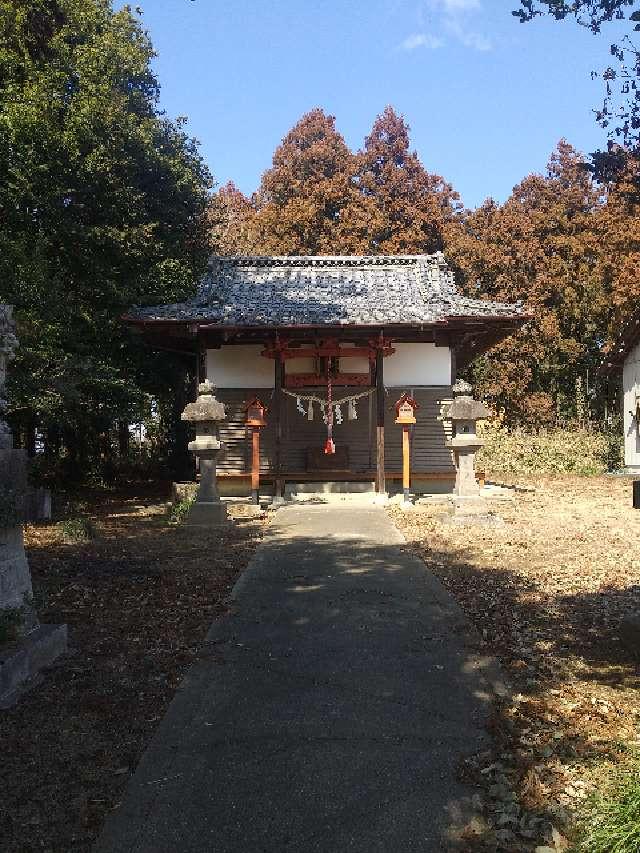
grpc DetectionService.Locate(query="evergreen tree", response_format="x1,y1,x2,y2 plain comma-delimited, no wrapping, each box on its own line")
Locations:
0,0,212,477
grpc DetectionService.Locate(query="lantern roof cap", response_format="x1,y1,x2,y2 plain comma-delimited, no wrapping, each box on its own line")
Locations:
181,380,226,423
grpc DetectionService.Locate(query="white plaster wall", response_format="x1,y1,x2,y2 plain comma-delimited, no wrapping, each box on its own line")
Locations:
207,341,451,389
206,345,273,388
623,340,640,469
384,343,451,387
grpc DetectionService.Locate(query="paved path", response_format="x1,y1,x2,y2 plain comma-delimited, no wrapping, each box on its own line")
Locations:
96,505,499,853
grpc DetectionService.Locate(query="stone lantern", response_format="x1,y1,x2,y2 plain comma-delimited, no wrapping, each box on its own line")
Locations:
181,379,227,526
443,379,490,502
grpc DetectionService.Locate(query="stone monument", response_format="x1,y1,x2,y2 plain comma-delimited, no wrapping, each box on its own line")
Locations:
181,379,228,526
443,379,491,518
0,306,67,708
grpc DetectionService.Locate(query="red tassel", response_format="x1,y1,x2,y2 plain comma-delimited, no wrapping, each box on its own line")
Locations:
324,438,335,455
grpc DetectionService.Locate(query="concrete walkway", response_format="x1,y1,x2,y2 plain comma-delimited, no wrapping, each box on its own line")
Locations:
95,505,499,853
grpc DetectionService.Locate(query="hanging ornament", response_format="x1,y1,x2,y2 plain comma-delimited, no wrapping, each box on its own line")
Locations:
335,403,343,425
348,399,357,421
296,396,305,415
324,374,335,454
307,399,314,420
320,402,327,424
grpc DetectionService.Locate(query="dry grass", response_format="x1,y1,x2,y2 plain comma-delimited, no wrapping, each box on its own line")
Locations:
0,492,268,853
389,476,640,852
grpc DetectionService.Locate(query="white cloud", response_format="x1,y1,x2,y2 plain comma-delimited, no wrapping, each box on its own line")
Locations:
445,16,492,50
425,0,493,52
400,32,445,50
441,0,480,10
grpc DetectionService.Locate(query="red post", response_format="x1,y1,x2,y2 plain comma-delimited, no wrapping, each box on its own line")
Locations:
402,425,410,502
251,427,260,505
245,398,268,506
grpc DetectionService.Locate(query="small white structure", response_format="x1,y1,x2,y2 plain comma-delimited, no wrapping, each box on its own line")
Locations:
606,317,640,472
624,341,640,471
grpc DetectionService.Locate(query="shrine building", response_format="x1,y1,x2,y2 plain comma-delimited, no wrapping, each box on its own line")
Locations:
125,254,526,497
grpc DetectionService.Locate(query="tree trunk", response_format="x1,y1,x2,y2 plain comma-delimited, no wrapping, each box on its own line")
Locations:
118,420,130,459
25,417,36,457
168,366,196,481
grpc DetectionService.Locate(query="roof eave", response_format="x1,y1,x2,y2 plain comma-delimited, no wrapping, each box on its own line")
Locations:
123,313,528,331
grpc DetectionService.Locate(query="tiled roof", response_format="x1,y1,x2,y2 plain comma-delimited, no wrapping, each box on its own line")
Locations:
129,254,524,327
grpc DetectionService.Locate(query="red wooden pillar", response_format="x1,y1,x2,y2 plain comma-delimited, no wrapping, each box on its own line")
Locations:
251,428,261,504
274,354,284,501
402,426,410,502
376,348,385,494
245,398,268,506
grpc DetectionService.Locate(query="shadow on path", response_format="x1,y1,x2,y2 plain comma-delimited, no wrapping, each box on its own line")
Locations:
95,505,503,853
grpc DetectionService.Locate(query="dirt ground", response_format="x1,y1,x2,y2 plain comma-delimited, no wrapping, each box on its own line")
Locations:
0,492,268,853
389,475,640,852
3,479,639,853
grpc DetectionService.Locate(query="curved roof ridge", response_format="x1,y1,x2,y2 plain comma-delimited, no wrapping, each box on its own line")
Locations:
210,253,448,268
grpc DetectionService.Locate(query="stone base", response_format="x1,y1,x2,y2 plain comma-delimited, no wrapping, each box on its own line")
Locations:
451,496,488,514
285,482,375,498
371,493,389,505
184,501,228,527
242,504,264,517
441,495,504,527
0,623,68,709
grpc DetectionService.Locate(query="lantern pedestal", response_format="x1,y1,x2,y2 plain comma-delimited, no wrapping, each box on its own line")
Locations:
448,438,485,499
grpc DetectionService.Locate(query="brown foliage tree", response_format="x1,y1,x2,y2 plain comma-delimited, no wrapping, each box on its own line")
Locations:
224,106,463,257
594,157,640,334
445,141,607,424
340,106,462,254
209,181,256,255
250,108,359,254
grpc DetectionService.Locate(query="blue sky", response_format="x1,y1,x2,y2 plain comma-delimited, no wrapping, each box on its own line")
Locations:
133,0,627,209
